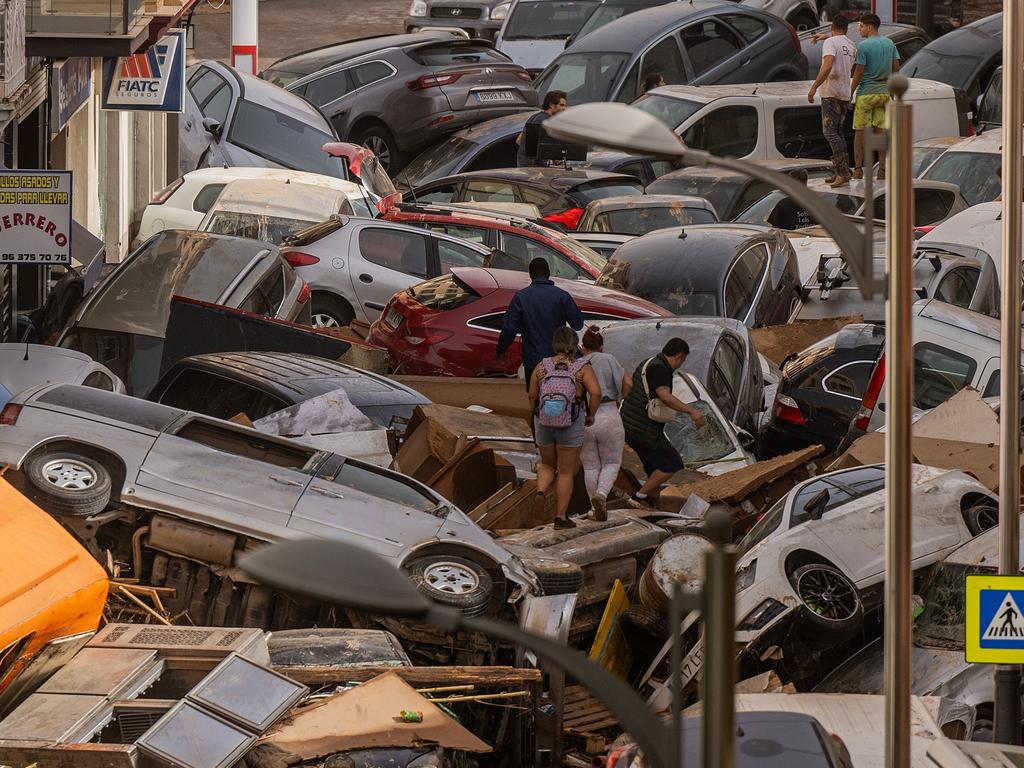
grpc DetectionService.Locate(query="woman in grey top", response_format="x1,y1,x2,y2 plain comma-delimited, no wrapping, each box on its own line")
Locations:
580,326,632,521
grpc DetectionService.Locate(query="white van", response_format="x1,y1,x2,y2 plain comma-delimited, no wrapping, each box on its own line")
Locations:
632,79,966,161
844,299,1024,444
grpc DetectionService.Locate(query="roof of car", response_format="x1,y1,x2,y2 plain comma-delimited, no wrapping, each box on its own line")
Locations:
181,166,362,192
791,323,884,362
580,151,652,170
914,135,963,149
200,61,331,129
584,194,715,213
388,206,559,238
908,13,1001,58
918,201,1004,259
211,180,350,219
564,0,747,53
806,177,962,197
449,267,671,315
423,167,639,190
263,31,458,76
944,525,1002,567
0,345,104,399
651,157,832,183
935,129,1002,153
799,21,924,41
168,352,428,403
599,316,749,377
914,297,1001,341
606,224,775,289
649,77,954,104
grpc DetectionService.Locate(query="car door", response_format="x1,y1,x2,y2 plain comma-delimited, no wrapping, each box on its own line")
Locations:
723,243,769,326
679,102,760,160
287,455,444,562
134,416,316,531
433,235,489,274
679,18,747,85
181,66,233,174
351,225,432,317
299,67,355,138
498,231,584,279
639,35,690,87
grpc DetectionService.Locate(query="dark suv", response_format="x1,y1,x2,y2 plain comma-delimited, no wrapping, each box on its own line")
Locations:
262,32,538,174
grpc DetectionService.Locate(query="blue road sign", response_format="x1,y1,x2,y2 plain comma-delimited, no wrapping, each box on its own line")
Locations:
966,575,1024,663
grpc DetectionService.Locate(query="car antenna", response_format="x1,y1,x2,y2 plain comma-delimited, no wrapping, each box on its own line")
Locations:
678,227,686,239
23,340,29,360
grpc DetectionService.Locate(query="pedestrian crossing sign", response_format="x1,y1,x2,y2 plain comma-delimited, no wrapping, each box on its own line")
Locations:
966,575,1024,663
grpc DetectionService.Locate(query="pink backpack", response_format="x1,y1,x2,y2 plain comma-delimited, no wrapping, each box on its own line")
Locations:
537,357,586,427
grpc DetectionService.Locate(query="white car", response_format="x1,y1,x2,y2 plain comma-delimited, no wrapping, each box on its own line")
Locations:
137,167,374,244
921,130,1002,206
667,371,755,476
199,178,360,246
646,463,997,709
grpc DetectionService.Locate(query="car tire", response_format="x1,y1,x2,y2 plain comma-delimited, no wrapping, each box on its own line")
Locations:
619,605,670,662
24,452,112,517
406,556,493,617
311,293,355,329
528,559,584,595
965,500,999,536
787,562,863,637
356,125,404,174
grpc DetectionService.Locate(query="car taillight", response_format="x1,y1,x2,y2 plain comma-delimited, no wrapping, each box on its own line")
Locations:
283,251,320,267
150,176,185,205
787,22,801,53
913,226,935,239
297,282,310,304
0,403,22,425
403,315,452,346
853,353,886,431
430,114,456,127
544,207,584,229
407,71,467,90
513,70,533,82
773,393,806,426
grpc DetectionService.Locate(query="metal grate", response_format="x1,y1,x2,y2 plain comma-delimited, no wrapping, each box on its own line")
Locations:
131,628,219,646
116,708,169,742
430,6,482,19
216,631,244,647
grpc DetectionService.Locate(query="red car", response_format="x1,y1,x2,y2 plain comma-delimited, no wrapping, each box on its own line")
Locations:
369,267,671,377
383,204,606,280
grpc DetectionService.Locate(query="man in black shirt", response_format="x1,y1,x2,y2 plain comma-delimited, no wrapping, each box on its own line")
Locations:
619,338,706,507
516,90,568,167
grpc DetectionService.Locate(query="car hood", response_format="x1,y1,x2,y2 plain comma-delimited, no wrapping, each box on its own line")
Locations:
496,40,568,72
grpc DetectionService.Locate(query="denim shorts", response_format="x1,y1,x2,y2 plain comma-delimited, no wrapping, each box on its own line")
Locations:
534,411,586,448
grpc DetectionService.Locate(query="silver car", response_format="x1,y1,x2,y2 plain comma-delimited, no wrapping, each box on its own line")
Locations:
0,345,124,408
280,215,493,328
576,194,719,235
0,384,537,619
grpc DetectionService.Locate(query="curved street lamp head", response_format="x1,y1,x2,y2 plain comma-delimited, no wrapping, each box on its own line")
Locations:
238,538,432,617
544,102,686,159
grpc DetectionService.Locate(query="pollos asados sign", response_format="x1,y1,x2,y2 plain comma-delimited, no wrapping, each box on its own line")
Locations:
0,171,72,265
102,29,185,112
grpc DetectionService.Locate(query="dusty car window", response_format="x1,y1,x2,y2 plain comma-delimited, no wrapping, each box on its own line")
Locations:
438,239,486,273
202,85,232,125
681,19,743,76
401,138,476,186
502,0,600,40
708,335,743,417
304,69,353,107
175,418,317,469
722,13,768,43
327,460,438,511
193,184,226,213
359,228,429,277
934,267,980,309
411,43,510,67
228,100,342,177
915,562,995,648
207,212,318,245
641,37,686,86
500,233,579,279
592,206,716,235
408,274,480,311
923,152,1002,206
533,52,630,104
682,105,758,160
822,361,874,399
664,401,734,464
790,465,885,528
724,243,768,321
82,371,115,391
913,343,977,409
37,384,183,431
157,369,288,421
465,180,517,203
240,265,286,316
738,497,785,554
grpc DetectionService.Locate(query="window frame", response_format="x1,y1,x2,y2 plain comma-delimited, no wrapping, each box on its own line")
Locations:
821,359,875,401
723,242,769,322
912,341,978,410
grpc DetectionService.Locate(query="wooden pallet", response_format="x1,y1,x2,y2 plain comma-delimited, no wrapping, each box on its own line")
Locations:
563,684,618,735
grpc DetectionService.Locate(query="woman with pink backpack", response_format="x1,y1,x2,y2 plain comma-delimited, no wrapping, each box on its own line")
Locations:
528,326,601,529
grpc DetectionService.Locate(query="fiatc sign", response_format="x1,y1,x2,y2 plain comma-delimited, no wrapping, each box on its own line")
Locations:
0,171,72,265
966,574,1024,663
102,29,185,112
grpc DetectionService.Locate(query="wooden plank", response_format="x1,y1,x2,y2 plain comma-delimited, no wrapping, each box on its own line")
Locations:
0,742,136,768
282,665,542,687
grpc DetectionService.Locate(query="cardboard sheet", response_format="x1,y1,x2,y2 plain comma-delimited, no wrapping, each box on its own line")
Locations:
264,671,491,759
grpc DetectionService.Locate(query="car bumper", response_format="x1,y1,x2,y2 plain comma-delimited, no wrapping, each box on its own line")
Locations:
404,16,501,39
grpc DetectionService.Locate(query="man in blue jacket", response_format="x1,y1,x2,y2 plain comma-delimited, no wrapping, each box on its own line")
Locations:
496,257,584,386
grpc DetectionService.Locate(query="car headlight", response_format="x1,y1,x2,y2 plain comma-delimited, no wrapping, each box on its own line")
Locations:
738,598,787,631
409,0,427,16
736,559,757,592
490,1,511,20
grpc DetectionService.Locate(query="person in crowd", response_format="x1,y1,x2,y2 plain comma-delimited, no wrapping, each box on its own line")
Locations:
496,257,583,387
620,338,705,507
516,90,568,167
529,327,601,529
807,16,856,187
849,13,900,179
580,325,632,521
641,72,666,95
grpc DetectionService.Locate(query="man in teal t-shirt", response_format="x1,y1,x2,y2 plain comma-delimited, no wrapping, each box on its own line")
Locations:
849,13,900,179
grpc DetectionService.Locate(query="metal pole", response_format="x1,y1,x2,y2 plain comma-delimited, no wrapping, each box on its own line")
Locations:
230,0,259,75
883,75,914,768
994,0,1024,745
702,506,736,768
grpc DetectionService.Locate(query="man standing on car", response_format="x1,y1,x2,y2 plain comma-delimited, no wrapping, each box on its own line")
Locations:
849,13,900,179
496,257,583,386
620,338,706,508
517,91,568,167
807,16,856,187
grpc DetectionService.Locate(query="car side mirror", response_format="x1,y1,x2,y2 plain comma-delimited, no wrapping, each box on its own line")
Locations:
202,117,222,138
736,428,755,450
806,488,830,521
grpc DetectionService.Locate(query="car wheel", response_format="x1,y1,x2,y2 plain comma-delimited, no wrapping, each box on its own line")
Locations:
406,556,493,617
619,605,670,662
788,562,863,636
24,452,112,517
311,293,355,329
965,500,999,535
527,559,584,595
357,125,404,174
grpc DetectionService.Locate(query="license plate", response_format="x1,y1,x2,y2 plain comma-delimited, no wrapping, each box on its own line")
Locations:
475,90,516,103
385,308,404,329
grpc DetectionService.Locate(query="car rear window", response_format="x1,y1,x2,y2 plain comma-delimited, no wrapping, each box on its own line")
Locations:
408,274,480,311
922,151,1002,206
408,43,511,67
572,180,643,203
37,384,183,431
632,94,705,130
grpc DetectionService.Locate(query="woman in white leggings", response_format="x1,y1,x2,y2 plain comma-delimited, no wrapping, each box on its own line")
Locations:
580,326,632,521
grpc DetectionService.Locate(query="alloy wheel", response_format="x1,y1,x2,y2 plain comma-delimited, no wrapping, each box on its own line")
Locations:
794,566,857,621
41,459,97,490
422,561,481,595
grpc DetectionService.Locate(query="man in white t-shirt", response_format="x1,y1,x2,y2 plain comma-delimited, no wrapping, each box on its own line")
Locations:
807,16,857,186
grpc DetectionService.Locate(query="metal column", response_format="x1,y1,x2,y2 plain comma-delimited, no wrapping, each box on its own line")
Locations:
702,507,736,768
884,75,914,768
994,0,1024,745
231,0,259,75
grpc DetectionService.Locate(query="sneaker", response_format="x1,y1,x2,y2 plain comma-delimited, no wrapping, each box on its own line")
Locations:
827,175,851,188
553,516,577,529
591,495,608,522
851,169,863,180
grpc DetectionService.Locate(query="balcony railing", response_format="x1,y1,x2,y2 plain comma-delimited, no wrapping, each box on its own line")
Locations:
26,0,143,36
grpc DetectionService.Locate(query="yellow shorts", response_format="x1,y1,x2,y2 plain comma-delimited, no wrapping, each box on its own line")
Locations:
853,93,891,129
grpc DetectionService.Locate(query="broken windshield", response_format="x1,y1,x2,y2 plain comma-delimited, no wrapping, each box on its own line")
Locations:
915,561,995,648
